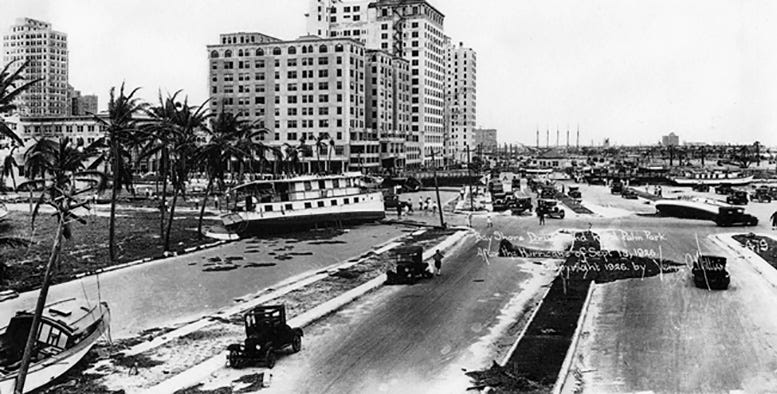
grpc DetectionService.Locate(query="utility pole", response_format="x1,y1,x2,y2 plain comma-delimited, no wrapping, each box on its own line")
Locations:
467,145,474,213
430,149,446,229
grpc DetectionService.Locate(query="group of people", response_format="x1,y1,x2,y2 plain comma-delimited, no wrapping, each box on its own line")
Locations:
418,196,440,214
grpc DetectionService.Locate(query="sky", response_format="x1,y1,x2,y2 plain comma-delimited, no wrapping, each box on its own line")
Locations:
1,0,776,147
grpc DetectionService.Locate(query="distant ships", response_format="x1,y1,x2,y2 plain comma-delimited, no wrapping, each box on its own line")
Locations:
221,172,385,235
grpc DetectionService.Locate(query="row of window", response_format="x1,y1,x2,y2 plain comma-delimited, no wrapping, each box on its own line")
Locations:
210,43,356,59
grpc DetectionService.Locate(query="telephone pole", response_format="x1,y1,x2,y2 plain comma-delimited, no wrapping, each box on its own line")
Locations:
467,145,474,213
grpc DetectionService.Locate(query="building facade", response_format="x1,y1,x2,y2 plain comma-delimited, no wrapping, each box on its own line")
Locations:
307,0,447,168
2,18,69,117
445,39,477,164
366,49,410,171
661,132,679,146
474,128,497,151
207,33,367,173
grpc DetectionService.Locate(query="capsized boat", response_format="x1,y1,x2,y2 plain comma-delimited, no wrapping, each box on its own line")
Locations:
221,172,385,235
0,298,110,393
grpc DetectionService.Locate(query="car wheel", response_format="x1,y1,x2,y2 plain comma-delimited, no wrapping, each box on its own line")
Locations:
227,349,241,368
265,349,276,369
559,210,566,219
292,334,302,353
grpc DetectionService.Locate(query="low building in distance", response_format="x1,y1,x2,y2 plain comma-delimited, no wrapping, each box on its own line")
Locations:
661,132,679,146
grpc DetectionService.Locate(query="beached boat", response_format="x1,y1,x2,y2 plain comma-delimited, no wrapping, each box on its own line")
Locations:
0,298,110,393
221,172,385,234
670,170,753,186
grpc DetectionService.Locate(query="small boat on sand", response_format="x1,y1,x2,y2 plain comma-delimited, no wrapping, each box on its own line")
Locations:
0,298,110,393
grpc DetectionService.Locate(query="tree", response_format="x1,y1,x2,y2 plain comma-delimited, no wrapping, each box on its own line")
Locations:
92,83,146,262
315,133,328,174
194,111,262,236
1,60,42,146
327,137,336,173
14,138,103,393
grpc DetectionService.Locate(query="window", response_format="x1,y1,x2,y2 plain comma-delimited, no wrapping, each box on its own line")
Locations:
288,46,297,55
265,205,274,212
319,44,328,53
343,198,350,205
285,204,293,211
318,180,326,189
225,50,232,57
331,200,337,206
256,48,264,56
304,202,312,209
272,47,281,55
210,50,219,58
333,179,340,188
318,201,325,208
304,181,312,191
354,197,359,203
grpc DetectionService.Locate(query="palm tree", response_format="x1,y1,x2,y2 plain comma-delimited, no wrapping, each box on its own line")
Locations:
14,138,103,393
1,60,42,146
92,83,146,262
194,111,262,236
163,96,211,251
315,133,328,174
327,136,336,173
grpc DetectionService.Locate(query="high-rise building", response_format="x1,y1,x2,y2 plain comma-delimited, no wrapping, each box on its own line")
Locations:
207,32,367,173
474,128,497,150
66,85,99,116
2,18,69,117
366,49,410,170
661,132,679,146
307,0,447,168
444,38,476,164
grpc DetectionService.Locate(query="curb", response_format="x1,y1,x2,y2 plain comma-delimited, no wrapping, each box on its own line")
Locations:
499,280,554,366
142,229,471,394
552,282,596,394
710,233,777,290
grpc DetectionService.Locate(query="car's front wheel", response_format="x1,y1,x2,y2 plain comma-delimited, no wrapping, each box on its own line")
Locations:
292,334,302,353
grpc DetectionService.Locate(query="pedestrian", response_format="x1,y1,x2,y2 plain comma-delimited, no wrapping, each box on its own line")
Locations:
433,249,444,276
424,197,431,212
432,201,438,214
771,210,777,230
397,204,402,218
538,210,546,225
407,199,414,213
418,196,424,212
467,212,473,228
487,214,493,228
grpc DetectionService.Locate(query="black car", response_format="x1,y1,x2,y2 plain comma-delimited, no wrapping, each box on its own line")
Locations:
692,183,710,192
715,206,758,227
726,190,748,205
383,193,412,211
610,181,624,194
227,305,303,368
715,184,733,195
751,187,773,203
386,246,433,284
692,255,730,290
567,186,582,200
621,189,638,199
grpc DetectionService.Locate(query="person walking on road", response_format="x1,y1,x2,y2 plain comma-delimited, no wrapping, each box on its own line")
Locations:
771,210,777,230
467,212,473,228
433,249,444,276
538,210,546,225
396,203,402,218
418,197,424,212
487,214,493,228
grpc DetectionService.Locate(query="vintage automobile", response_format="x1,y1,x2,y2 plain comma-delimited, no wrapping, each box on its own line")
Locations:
715,184,733,195
383,192,412,211
715,206,758,227
539,187,557,200
386,246,432,284
692,183,710,192
536,199,565,219
692,255,730,290
510,195,533,215
491,191,509,212
567,186,582,200
621,188,638,199
751,187,773,203
610,181,624,194
769,186,777,200
226,305,303,368
726,190,749,205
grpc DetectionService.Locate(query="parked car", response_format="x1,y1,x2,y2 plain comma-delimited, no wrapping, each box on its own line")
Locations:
621,189,638,199
540,187,557,199
715,184,733,195
226,305,303,368
536,199,565,219
726,190,749,205
751,187,773,203
567,186,582,200
510,195,533,215
715,206,758,227
769,186,777,200
383,192,412,211
386,246,432,284
692,255,730,290
692,183,710,192
610,181,624,194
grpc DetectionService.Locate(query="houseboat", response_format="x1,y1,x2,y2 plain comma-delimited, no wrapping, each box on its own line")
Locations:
669,169,753,186
0,298,110,393
221,172,386,235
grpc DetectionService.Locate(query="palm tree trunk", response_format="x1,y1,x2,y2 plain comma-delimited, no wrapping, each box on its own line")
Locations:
197,176,214,237
164,189,179,251
14,215,64,394
160,150,168,240
109,144,119,262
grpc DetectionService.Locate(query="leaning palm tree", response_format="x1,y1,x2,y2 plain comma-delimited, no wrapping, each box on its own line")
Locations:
14,138,104,393
92,83,146,262
1,60,42,145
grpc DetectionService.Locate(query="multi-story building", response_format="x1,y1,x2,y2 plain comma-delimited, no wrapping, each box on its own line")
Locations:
474,128,497,151
2,18,69,117
445,38,476,164
66,85,99,116
661,132,679,146
207,33,367,173
366,49,410,171
307,0,447,168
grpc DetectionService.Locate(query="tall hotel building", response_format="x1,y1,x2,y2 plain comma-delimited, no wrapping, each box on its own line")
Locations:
307,0,447,168
2,18,69,117
444,37,477,163
207,32,370,172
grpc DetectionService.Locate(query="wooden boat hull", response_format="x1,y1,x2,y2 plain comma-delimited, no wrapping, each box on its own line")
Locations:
0,303,110,394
